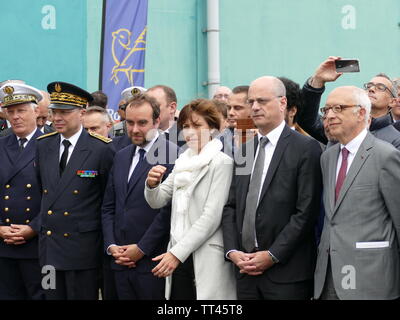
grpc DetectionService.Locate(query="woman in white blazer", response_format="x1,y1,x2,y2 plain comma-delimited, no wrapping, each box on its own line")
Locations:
144,99,236,300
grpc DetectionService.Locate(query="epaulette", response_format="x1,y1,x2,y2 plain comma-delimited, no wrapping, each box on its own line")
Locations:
37,131,58,140
89,131,112,143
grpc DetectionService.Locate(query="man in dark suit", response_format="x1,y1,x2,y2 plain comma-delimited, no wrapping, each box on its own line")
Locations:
222,76,322,300
0,82,45,299
102,94,178,300
34,82,115,300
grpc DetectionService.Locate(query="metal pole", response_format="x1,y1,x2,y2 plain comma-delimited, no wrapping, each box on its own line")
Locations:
206,0,220,99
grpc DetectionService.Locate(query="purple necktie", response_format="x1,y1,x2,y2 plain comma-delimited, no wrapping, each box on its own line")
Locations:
335,147,349,202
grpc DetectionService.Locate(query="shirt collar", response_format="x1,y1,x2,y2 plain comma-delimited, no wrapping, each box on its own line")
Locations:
60,126,83,148
257,120,285,147
340,128,368,155
16,128,37,143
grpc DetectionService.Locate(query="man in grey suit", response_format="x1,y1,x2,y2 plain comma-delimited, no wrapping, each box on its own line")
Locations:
315,86,400,300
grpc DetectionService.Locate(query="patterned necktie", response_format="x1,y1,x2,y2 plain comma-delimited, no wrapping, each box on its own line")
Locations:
335,147,349,202
18,138,27,151
59,140,71,175
242,136,269,252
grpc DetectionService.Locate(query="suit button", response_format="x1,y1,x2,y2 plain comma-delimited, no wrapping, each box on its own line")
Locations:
26,184,32,188
64,233,69,238
47,210,53,215
43,189,48,194
5,185,10,189
4,196,9,200
4,208,9,212
25,208,30,212
64,212,69,216
326,249,329,253
73,190,79,195
25,220,30,224
5,219,10,223
46,231,52,236
26,196,31,200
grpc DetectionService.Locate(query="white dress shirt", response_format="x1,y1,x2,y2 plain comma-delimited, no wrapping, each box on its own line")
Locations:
127,131,159,182
59,126,83,165
17,128,37,148
336,129,368,180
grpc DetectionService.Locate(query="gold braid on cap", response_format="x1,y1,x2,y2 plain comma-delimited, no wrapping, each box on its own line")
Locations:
3,94,38,106
50,92,88,107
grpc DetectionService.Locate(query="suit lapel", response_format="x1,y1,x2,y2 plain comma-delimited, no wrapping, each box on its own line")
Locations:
49,130,91,206
332,133,373,216
5,129,42,182
258,125,291,202
4,134,20,166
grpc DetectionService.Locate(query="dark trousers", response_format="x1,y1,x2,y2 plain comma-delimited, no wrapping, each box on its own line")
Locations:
100,254,118,300
44,268,99,300
170,254,196,300
114,268,165,300
0,257,44,300
236,272,313,300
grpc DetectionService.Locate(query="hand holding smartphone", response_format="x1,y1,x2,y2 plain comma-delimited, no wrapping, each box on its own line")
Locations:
335,59,360,73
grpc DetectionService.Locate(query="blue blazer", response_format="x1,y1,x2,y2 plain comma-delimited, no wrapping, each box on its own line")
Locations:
35,129,115,270
0,129,43,259
102,135,178,272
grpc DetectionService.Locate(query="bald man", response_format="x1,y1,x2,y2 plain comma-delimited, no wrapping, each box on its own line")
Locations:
213,86,232,103
222,76,322,300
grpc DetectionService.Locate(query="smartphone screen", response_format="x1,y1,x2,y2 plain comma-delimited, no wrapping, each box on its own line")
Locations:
335,59,360,73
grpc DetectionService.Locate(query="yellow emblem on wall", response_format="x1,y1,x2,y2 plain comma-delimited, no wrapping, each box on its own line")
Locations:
110,27,147,86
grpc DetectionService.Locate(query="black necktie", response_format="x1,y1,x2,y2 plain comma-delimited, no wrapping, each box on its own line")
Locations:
60,140,71,175
128,148,146,186
18,138,27,151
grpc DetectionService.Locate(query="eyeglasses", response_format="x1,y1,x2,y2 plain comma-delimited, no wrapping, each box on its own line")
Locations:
363,82,395,97
247,96,282,107
320,104,361,118
214,94,230,100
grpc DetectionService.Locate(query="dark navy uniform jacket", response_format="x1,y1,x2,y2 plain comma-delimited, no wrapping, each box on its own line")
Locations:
102,135,178,272
34,129,115,270
0,129,43,259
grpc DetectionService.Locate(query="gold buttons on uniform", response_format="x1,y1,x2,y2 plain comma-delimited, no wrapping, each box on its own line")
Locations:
73,190,79,195
63,233,69,238
25,220,30,224
5,219,10,223
25,208,30,212
4,196,9,200
26,196,31,200
4,208,9,212
26,184,32,188
64,212,69,216
46,231,52,236
47,210,53,215
5,185,10,189
43,189,48,194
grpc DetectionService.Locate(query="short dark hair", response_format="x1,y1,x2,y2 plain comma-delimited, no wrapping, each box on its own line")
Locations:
232,85,249,95
278,77,303,123
89,91,108,108
148,85,177,104
126,94,160,121
178,99,221,131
